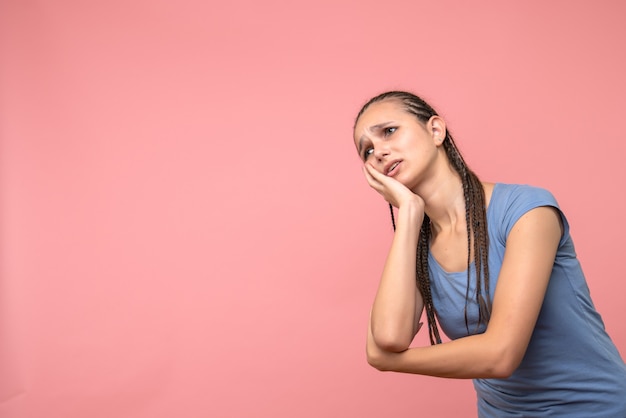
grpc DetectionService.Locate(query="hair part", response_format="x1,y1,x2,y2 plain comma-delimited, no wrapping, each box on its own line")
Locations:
356,91,491,345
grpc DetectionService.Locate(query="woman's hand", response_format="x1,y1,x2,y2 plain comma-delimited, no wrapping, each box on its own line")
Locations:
362,164,423,210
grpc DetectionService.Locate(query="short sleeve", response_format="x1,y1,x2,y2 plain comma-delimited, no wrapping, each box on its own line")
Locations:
492,184,571,247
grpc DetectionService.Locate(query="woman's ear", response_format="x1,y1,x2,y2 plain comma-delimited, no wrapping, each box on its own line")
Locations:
428,115,447,145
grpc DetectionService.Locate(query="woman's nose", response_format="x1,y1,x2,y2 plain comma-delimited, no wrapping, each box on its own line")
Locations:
373,146,389,161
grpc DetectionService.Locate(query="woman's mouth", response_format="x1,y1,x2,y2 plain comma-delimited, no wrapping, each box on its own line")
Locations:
386,161,401,176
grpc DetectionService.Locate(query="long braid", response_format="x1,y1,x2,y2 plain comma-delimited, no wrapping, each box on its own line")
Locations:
356,91,491,344
462,168,474,332
417,215,442,345
444,138,491,332
389,204,442,345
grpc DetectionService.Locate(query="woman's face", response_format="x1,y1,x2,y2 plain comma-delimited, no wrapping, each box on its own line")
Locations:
353,100,443,190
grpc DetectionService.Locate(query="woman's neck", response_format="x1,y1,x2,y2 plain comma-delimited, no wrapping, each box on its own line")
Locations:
416,170,467,235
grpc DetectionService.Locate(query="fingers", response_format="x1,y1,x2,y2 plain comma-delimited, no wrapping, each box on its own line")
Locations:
362,163,422,210
363,164,389,188
362,165,385,193
363,164,403,205
363,163,386,182
362,164,377,186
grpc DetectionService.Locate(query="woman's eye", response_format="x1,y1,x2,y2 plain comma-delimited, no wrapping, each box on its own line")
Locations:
384,127,397,136
363,148,374,159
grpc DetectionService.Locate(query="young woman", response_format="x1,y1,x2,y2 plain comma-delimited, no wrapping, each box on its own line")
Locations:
354,91,626,416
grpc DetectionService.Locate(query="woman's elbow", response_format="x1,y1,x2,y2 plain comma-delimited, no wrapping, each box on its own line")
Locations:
371,328,411,353
488,362,516,379
366,336,402,372
366,351,384,371
366,348,393,372
487,349,523,379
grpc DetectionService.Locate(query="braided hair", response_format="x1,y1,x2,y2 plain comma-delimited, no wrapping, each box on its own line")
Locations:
356,91,491,345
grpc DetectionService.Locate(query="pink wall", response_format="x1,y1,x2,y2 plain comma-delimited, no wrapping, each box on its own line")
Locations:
1,1,624,417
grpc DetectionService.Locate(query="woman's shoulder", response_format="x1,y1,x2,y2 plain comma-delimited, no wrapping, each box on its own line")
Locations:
487,183,562,241
489,182,558,208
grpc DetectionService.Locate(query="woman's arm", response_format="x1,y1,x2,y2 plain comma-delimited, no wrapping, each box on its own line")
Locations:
362,164,425,352
369,202,425,352
367,206,563,378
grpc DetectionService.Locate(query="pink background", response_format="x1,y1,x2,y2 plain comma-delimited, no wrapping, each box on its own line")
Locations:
1,1,625,417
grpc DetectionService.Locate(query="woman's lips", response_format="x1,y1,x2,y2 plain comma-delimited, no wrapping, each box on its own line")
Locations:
386,161,401,176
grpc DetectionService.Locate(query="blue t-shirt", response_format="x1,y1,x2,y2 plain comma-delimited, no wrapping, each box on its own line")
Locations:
428,183,626,417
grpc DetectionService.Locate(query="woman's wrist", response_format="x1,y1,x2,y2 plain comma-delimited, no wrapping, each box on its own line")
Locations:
397,199,424,225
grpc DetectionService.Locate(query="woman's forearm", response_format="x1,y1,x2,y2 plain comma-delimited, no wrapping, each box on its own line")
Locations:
368,328,514,379
370,202,424,352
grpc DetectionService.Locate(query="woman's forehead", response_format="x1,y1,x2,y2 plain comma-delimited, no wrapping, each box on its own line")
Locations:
356,100,406,131
361,100,403,118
